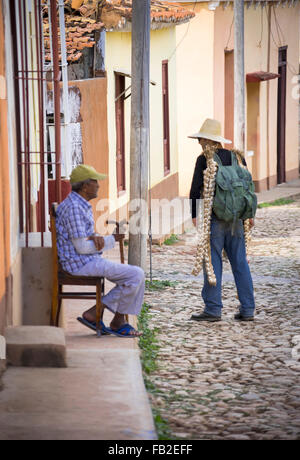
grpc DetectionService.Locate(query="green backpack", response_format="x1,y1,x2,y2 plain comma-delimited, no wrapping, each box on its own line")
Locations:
212,152,257,222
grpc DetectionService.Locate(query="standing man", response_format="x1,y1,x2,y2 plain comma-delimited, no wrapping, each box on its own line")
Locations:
55,164,144,337
189,119,256,322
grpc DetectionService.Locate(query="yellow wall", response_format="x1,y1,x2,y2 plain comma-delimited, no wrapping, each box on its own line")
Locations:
213,6,233,131
105,27,178,214
175,4,215,196
270,6,299,179
149,27,178,187
214,3,299,187
106,31,131,215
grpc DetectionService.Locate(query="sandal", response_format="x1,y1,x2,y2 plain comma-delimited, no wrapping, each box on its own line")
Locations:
106,323,142,338
77,316,110,334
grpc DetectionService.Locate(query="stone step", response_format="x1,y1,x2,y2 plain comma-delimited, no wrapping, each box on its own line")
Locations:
5,326,67,368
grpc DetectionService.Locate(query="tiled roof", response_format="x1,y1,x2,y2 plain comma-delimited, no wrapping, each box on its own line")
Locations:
71,1,195,29
43,9,104,63
43,1,195,63
103,0,195,29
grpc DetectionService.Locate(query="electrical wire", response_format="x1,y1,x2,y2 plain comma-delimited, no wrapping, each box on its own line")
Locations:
263,4,299,76
273,4,285,46
257,5,263,48
149,2,198,281
168,0,198,62
272,4,299,75
225,16,234,50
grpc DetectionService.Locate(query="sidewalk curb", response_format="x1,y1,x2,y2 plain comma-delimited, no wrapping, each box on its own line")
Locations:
257,191,300,205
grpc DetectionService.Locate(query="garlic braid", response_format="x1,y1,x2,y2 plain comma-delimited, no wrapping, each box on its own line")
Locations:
232,149,252,257
192,146,218,285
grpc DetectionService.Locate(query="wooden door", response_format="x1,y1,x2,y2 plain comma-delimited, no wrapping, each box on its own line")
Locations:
115,73,126,193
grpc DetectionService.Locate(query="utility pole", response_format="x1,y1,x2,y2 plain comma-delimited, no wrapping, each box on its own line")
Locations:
128,0,150,270
234,0,245,151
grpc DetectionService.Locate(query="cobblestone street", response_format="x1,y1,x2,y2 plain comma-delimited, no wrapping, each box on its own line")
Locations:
144,197,300,440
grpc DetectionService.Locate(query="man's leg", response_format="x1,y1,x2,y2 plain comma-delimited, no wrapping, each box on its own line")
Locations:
202,226,224,318
224,221,255,318
191,217,225,321
75,257,145,336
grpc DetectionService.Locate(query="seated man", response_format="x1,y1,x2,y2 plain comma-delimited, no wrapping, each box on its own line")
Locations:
55,164,144,337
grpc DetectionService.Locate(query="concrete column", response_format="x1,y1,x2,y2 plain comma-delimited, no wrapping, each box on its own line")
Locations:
234,0,245,151
128,0,150,270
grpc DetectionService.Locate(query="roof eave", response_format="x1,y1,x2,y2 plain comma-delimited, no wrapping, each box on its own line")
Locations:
104,17,193,32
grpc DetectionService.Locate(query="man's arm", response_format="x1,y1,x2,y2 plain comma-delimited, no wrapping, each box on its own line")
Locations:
72,235,116,254
190,155,206,226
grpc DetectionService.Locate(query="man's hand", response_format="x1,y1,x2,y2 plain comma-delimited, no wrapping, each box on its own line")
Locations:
192,218,197,227
113,233,125,243
249,218,255,228
88,235,105,251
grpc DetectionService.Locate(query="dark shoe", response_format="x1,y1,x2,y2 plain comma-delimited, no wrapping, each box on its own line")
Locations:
190,312,221,322
234,313,254,322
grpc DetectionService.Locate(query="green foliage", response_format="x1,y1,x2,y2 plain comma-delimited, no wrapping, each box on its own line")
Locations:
152,410,173,440
163,234,179,245
258,198,295,208
145,279,178,291
137,303,173,439
138,303,160,375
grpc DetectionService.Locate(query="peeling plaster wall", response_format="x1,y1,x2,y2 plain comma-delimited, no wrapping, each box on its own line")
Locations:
46,86,84,176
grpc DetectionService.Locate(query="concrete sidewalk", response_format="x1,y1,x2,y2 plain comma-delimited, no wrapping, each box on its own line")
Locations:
0,250,157,440
255,178,300,204
0,177,299,440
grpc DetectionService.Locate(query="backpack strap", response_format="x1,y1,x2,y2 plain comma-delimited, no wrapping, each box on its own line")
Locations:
231,150,239,166
214,151,240,167
213,153,222,165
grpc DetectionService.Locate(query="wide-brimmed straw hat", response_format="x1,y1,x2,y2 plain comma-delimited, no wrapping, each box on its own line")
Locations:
188,118,232,144
70,164,107,184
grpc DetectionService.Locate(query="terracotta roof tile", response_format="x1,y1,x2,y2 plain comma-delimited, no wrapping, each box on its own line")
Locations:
100,0,195,29
43,1,194,63
69,0,195,27
43,5,104,62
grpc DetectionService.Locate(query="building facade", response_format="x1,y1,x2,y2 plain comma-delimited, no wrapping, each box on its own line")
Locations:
172,0,299,195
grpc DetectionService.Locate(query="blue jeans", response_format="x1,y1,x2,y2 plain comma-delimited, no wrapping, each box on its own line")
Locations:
202,215,255,318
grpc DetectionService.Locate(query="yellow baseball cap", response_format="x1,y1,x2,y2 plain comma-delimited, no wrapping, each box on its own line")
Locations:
70,164,107,184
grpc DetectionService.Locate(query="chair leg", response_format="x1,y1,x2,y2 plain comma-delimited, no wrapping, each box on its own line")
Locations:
56,297,62,327
55,285,63,327
51,282,59,326
96,279,105,337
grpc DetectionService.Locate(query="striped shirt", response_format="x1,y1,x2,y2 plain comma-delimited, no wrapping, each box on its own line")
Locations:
56,191,99,273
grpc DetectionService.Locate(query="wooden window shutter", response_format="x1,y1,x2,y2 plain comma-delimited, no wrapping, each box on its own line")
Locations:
162,60,170,176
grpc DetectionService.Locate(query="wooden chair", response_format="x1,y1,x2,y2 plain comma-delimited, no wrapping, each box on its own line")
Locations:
50,203,105,337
